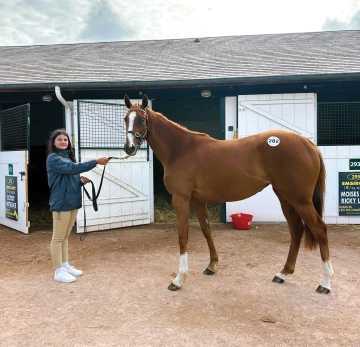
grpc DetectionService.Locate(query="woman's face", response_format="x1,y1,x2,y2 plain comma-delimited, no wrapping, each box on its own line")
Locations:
54,134,69,150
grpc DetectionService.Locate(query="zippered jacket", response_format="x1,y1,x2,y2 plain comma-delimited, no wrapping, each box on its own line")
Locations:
46,151,97,212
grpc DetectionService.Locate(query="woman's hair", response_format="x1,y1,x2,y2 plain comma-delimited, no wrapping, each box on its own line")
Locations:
46,129,76,162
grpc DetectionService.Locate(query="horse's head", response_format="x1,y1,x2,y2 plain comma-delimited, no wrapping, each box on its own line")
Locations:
123,94,149,156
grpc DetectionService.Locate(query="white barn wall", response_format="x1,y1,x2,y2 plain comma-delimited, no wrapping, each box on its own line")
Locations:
224,93,360,225
227,93,315,223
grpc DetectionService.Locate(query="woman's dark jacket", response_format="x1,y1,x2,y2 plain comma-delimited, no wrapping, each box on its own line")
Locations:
46,150,97,212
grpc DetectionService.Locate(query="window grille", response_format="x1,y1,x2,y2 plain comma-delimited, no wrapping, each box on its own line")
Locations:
1,104,30,151
77,101,147,150
317,103,360,146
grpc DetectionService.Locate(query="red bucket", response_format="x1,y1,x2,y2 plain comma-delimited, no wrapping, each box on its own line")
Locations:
230,213,253,230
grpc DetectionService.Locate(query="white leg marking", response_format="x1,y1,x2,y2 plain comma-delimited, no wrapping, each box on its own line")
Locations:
275,273,286,281
320,259,334,290
127,111,136,146
172,252,188,287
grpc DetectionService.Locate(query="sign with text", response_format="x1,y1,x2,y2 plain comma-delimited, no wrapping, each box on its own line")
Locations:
338,172,360,216
5,176,18,221
349,159,360,171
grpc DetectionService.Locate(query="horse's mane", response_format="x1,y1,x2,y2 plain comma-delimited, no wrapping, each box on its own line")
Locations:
150,109,210,137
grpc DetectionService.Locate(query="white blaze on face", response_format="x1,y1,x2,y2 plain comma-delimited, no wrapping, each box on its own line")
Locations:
127,111,137,146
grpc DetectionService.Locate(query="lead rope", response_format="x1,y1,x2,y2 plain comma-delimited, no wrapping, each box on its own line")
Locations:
80,155,129,240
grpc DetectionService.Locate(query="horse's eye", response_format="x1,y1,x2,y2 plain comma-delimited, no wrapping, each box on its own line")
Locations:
140,118,145,123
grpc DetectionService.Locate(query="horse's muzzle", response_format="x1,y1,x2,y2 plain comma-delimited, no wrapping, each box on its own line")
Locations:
124,143,136,156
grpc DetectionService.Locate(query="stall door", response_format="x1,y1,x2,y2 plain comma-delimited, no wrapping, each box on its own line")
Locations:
227,93,316,222
0,104,30,233
73,100,153,233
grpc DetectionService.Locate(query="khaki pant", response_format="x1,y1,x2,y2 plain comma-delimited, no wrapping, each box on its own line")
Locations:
50,209,78,269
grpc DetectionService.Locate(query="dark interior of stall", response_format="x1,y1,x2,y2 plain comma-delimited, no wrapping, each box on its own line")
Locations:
27,103,64,203
151,98,221,194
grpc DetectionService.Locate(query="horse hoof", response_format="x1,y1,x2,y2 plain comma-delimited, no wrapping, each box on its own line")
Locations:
316,285,331,294
168,283,181,291
272,276,285,284
203,268,216,275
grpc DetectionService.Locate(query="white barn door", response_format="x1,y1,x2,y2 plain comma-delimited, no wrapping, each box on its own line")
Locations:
227,93,316,222
0,104,30,233
0,152,29,233
73,99,153,233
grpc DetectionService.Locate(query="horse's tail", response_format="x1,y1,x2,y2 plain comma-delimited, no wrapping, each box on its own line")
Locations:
304,141,326,250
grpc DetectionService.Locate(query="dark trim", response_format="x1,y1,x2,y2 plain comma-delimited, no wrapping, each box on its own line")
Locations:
221,204,227,225
1,72,360,92
219,97,227,224
236,95,238,131
219,98,226,140
26,103,30,161
62,104,66,130
318,101,360,104
76,101,81,162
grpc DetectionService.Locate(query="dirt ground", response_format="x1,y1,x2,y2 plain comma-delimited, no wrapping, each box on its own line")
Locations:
1,221,359,347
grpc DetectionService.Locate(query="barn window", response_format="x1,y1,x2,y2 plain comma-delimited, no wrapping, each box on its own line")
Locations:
317,102,360,145
0,104,30,151
77,101,147,150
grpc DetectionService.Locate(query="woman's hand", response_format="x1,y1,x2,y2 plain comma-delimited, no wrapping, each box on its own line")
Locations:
81,176,90,185
96,157,109,165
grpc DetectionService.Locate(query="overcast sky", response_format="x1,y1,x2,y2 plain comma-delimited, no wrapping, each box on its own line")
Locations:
0,0,359,46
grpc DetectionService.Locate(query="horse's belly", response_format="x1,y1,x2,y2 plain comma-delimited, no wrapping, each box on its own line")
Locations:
192,179,268,203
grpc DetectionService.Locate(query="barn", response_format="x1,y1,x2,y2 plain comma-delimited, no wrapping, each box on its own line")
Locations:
0,30,360,234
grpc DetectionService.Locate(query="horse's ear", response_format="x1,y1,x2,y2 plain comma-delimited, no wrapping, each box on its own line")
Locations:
142,94,148,109
124,94,132,109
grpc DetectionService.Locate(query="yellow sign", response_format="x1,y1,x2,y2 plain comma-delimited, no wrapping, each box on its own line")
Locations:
5,176,18,221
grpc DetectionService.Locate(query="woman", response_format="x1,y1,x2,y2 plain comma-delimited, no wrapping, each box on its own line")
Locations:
46,129,109,283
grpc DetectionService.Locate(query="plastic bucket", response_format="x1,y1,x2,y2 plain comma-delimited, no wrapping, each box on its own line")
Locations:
230,213,253,230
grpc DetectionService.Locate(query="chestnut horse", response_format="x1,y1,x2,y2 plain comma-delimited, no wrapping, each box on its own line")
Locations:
123,94,334,294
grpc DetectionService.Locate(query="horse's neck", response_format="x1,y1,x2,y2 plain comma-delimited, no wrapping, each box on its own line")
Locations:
146,111,190,165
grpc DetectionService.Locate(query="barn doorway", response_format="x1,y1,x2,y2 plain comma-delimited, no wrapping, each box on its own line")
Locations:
0,101,64,230
27,102,64,229
28,102,64,203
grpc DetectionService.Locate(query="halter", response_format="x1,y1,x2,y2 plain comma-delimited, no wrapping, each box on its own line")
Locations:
127,108,149,147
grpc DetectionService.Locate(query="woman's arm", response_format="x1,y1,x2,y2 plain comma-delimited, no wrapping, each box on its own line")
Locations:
47,154,97,175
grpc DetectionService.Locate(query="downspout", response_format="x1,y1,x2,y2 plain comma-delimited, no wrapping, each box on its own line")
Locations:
55,86,75,145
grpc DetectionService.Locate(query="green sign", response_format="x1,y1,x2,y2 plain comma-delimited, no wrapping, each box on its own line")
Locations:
8,164,13,175
350,159,360,170
338,172,360,216
5,176,18,221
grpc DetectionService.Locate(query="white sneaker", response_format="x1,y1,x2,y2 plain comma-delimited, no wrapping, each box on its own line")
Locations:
54,268,76,283
65,265,83,277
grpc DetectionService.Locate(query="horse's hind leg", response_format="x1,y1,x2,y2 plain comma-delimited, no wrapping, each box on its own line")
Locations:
272,190,304,285
192,201,219,275
293,202,334,294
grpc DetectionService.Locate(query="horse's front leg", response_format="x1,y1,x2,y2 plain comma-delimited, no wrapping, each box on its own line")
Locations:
192,201,218,275
168,194,190,291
